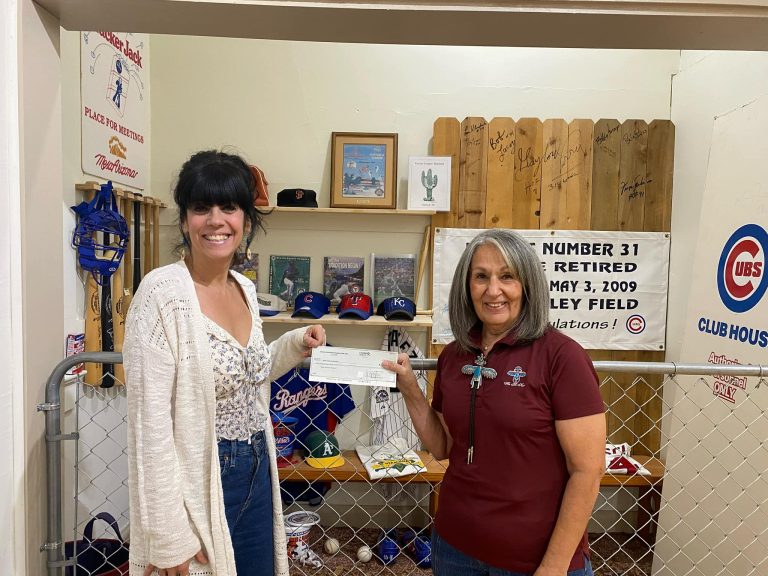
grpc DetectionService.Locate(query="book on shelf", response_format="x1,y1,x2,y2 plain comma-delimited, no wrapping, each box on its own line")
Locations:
231,251,258,290
269,255,310,308
323,256,365,305
371,253,416,308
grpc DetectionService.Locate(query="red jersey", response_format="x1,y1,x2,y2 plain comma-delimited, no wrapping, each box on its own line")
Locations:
432,327,604,573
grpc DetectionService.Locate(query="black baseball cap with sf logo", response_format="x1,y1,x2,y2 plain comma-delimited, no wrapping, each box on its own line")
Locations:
277,188,318,207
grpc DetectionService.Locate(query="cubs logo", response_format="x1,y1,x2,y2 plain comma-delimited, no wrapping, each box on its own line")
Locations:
717,224,768,313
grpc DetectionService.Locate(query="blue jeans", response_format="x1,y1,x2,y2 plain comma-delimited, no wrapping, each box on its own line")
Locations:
218,431,274,576
432,529,594,576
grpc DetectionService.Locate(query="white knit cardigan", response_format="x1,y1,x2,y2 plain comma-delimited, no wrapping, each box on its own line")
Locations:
123,260,306,576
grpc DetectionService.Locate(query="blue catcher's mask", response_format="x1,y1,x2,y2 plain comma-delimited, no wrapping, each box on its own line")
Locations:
71,181,129,286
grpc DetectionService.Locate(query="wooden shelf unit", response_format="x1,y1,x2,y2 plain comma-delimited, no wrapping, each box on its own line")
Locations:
267,206,435,216
262,312,432,328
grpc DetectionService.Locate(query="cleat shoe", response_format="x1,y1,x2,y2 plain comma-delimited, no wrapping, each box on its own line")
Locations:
376,529,400,565
401,528,431,568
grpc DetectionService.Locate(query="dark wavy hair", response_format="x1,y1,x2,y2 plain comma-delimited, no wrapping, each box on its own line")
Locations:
173,150,267,254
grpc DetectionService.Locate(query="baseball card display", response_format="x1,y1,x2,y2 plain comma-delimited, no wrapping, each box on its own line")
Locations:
371,253,416,308
231,250,258,290
322,256,365,305
269,255,310,308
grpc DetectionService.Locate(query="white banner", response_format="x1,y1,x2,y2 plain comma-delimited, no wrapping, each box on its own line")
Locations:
432,228,670,350
81,31,149,189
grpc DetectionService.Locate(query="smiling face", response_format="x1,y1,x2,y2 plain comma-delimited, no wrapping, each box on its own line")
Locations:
182,202,246,265
469,243,524,335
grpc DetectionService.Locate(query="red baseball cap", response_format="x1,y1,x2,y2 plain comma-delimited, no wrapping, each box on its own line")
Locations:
336,293,373,320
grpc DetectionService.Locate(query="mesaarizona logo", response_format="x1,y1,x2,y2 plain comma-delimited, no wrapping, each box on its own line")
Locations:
717,224,768,313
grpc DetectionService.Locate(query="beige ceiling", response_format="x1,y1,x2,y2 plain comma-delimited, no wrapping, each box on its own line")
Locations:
35,0,768,49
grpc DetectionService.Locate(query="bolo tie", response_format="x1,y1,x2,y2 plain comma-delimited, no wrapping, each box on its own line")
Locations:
461,352,497,464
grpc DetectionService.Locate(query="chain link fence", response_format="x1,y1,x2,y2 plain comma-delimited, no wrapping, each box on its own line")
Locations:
41,353,768,575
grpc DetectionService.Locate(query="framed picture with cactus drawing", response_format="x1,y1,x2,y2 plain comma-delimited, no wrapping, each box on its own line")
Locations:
407,156,451,211
331,132,398,209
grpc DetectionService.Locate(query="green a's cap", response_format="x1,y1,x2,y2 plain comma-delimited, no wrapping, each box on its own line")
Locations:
304,430,345,469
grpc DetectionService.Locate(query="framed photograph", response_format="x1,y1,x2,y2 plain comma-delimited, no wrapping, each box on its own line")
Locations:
323,256,365,305
371,253,416,308
408,156,451,211
331,132,398,209
269,255,311,308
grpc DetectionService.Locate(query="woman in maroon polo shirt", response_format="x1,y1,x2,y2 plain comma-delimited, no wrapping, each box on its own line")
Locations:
383,228,606,576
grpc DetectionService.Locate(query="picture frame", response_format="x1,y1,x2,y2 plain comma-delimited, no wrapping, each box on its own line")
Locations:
371,253,416,308
331,132,398,209
407,156,452,212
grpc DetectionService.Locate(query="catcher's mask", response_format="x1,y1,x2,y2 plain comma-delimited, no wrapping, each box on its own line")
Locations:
71,181,129,286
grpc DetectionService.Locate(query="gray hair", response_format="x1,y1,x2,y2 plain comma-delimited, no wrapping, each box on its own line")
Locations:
448,229,550,353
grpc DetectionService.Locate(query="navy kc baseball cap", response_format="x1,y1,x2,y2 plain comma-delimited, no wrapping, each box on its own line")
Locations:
376,297,416,321
337,293,374,320
292,291,331,319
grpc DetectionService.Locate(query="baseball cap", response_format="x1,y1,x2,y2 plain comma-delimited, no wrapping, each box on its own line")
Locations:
376,297,416,321
336,293,373,320
292,291,331,319
277,188,318,208
304,430,345,468
257,293,287,317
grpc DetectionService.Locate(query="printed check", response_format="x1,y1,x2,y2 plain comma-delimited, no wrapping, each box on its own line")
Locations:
309,346,398,388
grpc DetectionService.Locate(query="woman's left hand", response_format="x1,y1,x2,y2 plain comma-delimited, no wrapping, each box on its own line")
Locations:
302,324,326,357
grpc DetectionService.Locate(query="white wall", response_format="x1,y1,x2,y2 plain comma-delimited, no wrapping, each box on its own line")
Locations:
20,0,64,573
1,1,25,573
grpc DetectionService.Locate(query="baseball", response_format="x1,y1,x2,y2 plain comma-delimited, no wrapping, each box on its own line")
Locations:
324,537,340,555
356,545,373,562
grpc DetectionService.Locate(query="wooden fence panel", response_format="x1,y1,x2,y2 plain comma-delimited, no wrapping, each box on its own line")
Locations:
458,117,489,229
486,117,516,228
591,119,621,231
513,118,543,229
540,119,569,229
566,119,594,229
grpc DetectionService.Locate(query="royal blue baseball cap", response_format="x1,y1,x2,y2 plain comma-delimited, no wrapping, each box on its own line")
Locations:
376,296,416,321
292,291,331,319
336,293,374,320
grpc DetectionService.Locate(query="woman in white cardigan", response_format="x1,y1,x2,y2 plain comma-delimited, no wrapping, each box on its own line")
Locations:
123,150,325,576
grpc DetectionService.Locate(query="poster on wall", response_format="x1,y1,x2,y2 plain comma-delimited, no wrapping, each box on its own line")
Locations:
81,31,149,189
653,96,768,576
432,228,670,350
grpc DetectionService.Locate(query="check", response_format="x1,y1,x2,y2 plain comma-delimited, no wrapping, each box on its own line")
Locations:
309,346,398,388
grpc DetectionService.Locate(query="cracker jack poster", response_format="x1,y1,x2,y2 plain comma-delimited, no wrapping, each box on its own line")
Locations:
432,228,670,350
81,31,149,189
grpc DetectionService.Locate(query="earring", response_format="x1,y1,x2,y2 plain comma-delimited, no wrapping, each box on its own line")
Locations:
246,247,252,260
181,247,186,259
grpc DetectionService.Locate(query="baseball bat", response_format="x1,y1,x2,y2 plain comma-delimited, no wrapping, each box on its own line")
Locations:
83,187,102,386
100,186,115,389
144,198,152,272
123,193,134,298
152,199,160,270
111,190,131,385
83,273,102,386
133,193,142,293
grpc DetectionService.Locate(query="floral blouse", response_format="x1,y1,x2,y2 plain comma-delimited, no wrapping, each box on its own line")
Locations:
205,316,273,441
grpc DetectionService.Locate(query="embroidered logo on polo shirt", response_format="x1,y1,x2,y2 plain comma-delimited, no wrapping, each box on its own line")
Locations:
504,366,527,388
